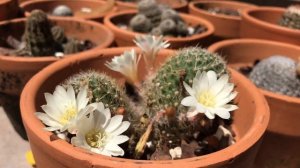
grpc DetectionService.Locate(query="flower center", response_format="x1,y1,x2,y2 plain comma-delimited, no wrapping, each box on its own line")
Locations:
85,129,107,148
59,106,77,125
197,91,215,108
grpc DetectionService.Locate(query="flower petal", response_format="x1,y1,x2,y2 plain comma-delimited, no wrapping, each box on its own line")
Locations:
77,87,89,111
181,96,197,107
35,112,62,128
207,71,217,86
105,115,123,133
183,82,195,96
109,135,129,145
215,91,237,106
110,121,130,136
212,108,231,119
104,143,125,156
204,110,215,119
211,74,229,95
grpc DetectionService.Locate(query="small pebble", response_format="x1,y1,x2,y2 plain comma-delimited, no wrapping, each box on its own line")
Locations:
52,5,73,16
55,52,64,58
81,7,92,13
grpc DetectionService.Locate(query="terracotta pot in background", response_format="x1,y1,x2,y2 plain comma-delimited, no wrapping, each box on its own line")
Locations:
0,17,114,139
0,0,19,21
20,47,269,168
104,10,214,49
115,0,188,12
240,7,300,46
188,0,256,39
208,39,300,167
20,0,117,22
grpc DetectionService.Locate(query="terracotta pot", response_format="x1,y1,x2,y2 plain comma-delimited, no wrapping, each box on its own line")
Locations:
208,39,300,167
20,0,117,22
104,10,214,49
0,0,19,21
20,47,269,168
188,0,256,39
240,7,300,46
0,17,113,139
115,0,188,12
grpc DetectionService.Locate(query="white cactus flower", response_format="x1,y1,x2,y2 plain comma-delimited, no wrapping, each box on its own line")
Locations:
134,35,170,68
71,102,130,157
181,71,238,120
105,49,141,84
35,85,95,134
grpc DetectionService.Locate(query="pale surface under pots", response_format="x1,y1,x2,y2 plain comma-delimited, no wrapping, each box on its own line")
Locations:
208,39,300,167
20,47,269,168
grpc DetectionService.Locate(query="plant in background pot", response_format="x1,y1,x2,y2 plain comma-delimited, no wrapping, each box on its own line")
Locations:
114,0,188,12
188,0,256,39
20,0,117,22
0,10,114,139
20,35,269,168
208,38,300,168
240,6,300,46
104,0,214,48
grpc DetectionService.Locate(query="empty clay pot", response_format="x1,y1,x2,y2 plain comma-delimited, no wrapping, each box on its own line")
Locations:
208,39,300,167
188,0,256,39
240,7,300,46
0,17,114,139
115,0,188,12
0,0,19,21
20,0,117,22
104,10,214,49
20,47,269,168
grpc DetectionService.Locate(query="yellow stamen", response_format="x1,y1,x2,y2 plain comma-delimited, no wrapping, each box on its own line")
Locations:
85,129,107,148
197,91,215,107
59,107,77,125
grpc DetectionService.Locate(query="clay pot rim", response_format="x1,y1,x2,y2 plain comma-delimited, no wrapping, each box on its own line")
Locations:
242,7,300,36
0,0,11,5
189,0,256,21
103,10,214,43
116,0,188,10
208,38,300,105
20,47,269,167
20,0,118,20
0,17,114,71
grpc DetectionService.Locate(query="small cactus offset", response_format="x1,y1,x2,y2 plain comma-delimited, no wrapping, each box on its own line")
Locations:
21,10,58,56
279,5,300,30
130,14,152,33
249,55,300,97
63,38,83,55
63,70,131,116
143,47,228,116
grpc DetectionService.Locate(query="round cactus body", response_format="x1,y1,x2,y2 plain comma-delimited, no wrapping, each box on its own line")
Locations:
52,5,73,16
143,47,228,116
129,14,152,33
51,26,66,44
159,19,177,36
249,55,300,97
279,5,300,30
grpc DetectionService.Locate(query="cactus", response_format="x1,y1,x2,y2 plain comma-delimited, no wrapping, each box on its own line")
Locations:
63,38,83,55
143,47,228,116
18,10,58,56
279,5,300,30
176,21,188,36
159,19,177,36
137,0,162,26
249,55,300,97
151,27,163,36
52,5,73,16
130,14,152,33
51,26,66,44
161,9,182,23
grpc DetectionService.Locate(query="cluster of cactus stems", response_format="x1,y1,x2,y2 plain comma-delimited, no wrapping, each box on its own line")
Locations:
129,0,189,37
15,10,87,57
63,36,235,160
279,5,300,30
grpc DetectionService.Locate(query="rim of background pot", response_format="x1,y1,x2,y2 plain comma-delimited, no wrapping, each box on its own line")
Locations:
241,7,300,37
20,0,117,21
116,0,188,11
208,38,300,136
103,10,214,48
20,47,269,167
188,0,256,38
0,17,114,72
0,0,18,21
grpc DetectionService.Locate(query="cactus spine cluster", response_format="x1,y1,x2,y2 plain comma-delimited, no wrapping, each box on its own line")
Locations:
279,5,300,30
249,55,300,97
143,47,228,116
129,0,189,37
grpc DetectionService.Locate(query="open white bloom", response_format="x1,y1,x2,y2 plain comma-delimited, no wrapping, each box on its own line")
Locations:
71,102,130,157
36,85,94,134
181,71,238,120
134,35,170,68
105,49,140,84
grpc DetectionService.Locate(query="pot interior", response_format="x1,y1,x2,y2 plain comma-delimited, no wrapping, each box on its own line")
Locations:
0,18,110,51
247,9,283,26
22,0,110,18
31,48,265,155
195,1,254,12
